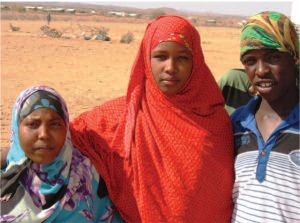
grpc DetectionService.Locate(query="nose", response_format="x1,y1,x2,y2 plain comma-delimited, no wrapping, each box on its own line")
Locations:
255,60,270,78
165,58,177,74
38,124,50,140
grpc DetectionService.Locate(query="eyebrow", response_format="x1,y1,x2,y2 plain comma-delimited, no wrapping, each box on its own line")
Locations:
152,49,191,54
24,116,62,122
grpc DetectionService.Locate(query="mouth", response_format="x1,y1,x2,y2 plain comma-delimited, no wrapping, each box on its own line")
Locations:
254,80,277,93
161,78,179,86
34,146,53,151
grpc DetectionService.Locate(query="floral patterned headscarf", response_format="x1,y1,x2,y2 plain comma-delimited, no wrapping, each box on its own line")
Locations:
1,86,122,223
240,11,299,64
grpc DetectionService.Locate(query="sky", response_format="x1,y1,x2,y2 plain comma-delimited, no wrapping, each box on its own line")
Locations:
92,1,293,17
3,0,298,18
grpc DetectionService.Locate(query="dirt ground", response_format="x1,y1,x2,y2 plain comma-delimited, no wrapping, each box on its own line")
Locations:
1,17,243,149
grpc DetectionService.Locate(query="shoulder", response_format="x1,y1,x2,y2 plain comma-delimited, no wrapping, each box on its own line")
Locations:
218,68,248,87
230,96,260,131
71,96,125,124
70,96,126,135
100,96,126,113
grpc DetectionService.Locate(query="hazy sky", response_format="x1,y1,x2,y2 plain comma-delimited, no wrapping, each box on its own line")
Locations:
93,1,293,16
5,0,296,17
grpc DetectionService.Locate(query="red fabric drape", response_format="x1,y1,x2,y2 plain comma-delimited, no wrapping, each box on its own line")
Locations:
71,15,234,222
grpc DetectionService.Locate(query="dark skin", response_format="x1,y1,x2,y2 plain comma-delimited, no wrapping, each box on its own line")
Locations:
242,49,299,142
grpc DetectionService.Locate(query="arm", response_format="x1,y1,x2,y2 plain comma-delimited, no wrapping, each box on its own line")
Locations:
69,97,126,181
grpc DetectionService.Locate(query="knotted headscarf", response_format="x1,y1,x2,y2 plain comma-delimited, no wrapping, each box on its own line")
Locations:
240,11,299,64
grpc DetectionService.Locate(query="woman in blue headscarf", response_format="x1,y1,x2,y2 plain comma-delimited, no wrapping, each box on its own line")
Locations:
0,85,123,223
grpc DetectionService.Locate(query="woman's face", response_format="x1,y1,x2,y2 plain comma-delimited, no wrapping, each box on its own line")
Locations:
151,41,193,95
18,108,67,164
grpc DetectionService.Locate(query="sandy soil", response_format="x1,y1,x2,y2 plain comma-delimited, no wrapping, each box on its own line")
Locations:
1,18,243,149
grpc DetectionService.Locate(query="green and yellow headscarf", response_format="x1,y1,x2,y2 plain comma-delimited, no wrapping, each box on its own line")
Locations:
240,11,299,65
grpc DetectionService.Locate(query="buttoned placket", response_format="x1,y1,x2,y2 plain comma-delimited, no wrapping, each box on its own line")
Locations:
238,98,299,183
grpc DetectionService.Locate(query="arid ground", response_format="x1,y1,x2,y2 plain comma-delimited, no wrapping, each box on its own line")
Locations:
1,14,243,149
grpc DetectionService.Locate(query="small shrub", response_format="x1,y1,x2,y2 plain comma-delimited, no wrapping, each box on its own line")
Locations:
9,23,20,31
149,10,166,20
97,27,109,36
95,27,110,41
16,6,25,13
120,32,134,44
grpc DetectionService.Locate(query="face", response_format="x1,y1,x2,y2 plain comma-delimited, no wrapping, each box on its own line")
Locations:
18,108,67,164
151,41,193,95
242,49,297,102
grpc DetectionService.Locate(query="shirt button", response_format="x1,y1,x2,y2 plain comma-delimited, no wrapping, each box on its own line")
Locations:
261,150,266,156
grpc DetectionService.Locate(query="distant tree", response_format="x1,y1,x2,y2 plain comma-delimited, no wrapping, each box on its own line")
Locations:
189,18,199,26
149,10,166,20
16,6,25,13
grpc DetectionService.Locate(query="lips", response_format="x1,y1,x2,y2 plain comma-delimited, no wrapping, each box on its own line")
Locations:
161,77,179,86
254,80,277,94
34,145,53,151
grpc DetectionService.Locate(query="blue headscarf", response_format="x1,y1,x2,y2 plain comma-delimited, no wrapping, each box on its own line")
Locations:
1,86,123,223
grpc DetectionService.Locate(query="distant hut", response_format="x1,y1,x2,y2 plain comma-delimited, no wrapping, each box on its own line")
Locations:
65,8,76,13
108,11,126,17
205,19,217,26
24,6,36,11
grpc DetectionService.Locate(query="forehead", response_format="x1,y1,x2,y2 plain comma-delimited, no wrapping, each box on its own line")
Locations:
242,49,294,62
242,49,279,57
152,41,191,53
21,108,62,120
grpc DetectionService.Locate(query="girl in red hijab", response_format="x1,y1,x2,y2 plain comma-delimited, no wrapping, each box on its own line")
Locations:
70,15,234,222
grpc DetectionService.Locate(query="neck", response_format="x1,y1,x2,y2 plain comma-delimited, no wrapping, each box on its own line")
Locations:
258,88,299,118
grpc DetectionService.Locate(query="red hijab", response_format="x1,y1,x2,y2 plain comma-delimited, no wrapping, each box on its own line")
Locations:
71,15,234,222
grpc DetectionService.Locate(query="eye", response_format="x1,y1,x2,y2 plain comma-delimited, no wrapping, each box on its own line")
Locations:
50,120,64,128
242,57,256,66
178,55,190,60
268,52,281,64
51,121,61,126
152,53,168,61
25,121,39,129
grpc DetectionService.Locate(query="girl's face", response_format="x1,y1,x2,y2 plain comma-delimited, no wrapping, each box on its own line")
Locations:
18,108,67,164
151,41,193,95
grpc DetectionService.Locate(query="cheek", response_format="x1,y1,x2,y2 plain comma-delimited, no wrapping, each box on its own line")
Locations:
18,127,35,152
182,64,193,81
187,65,193,77
244,67,255,81
56,132,67,149
52,129,67,153
150,60,161,82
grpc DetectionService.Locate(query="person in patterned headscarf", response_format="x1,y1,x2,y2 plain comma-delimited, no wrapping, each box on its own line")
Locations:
231,11,300,222
0,86,123,223
70,15,234,222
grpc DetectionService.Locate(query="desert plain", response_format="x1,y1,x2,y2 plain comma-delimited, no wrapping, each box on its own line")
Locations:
1,12,243,150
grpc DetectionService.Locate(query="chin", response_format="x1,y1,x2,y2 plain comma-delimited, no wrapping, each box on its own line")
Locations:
32,157,56,165
260,93,281,103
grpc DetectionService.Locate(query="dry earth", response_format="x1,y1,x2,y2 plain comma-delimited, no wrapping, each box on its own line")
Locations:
1,15,243,150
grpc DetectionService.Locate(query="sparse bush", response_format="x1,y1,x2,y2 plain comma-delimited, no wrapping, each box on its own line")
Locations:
149,10,166,20
94,27,110,41
40,25,62,38
16,6,25,13
120,31,134,44
189,18,199,26
98,27,109,36
9,23,20,31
